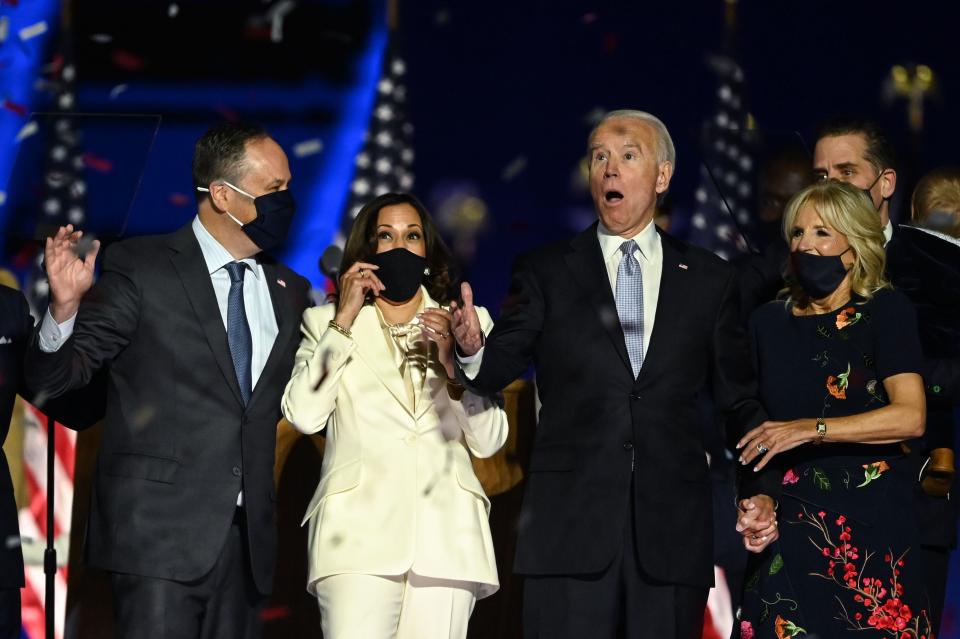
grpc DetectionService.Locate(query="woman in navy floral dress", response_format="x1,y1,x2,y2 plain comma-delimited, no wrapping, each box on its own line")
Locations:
734,181,934,639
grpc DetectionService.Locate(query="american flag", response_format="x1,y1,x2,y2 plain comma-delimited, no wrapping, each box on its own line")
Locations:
686,52,757,261
338,35,414,245
17,40,84,639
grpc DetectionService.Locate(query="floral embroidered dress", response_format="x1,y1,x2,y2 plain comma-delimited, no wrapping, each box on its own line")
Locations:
736,289,935,639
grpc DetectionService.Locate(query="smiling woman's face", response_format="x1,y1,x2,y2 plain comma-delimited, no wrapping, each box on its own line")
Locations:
588,118,672,237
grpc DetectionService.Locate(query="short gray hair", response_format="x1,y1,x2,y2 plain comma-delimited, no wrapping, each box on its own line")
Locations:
589,109,676,170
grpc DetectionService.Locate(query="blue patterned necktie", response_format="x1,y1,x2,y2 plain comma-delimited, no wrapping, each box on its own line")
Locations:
225,261,252,405
615,240,644,377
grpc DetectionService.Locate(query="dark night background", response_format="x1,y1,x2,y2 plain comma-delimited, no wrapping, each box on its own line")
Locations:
1,0,958,637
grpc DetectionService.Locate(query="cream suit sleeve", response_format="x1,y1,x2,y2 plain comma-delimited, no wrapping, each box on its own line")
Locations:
445,305,509,459
282,304,352,434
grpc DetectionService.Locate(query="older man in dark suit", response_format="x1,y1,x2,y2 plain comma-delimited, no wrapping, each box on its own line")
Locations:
451,110,773,639
24,122,311,639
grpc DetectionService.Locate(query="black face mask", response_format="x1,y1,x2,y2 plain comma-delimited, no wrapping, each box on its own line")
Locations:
860,170,886,211
198,182,297,253
790,248,852,299
370,248,428,303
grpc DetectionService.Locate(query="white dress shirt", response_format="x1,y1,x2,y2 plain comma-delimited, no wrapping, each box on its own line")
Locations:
460,219,664,378
596,219,661,357
39,216,279,505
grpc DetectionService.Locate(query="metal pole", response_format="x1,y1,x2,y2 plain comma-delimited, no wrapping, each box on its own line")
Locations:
44,412,56,639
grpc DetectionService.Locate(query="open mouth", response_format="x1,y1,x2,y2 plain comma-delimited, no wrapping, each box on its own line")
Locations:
604,190,624,203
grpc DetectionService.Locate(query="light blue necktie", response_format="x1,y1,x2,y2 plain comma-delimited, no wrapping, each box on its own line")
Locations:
225,262,252,405
615,240,644,378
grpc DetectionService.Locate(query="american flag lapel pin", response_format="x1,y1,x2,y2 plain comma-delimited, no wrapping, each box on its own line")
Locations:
276,278,287,288
679,263,688,270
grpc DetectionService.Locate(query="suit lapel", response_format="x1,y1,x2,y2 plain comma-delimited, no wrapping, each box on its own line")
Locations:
636,230,688,384
352,305,416,419
167,226,245,408
248,262,298,409
564,224,634,377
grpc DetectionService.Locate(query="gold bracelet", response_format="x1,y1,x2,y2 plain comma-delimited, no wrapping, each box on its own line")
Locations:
327,319,352,339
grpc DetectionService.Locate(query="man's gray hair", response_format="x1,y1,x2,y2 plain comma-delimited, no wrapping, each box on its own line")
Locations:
589,110,676,170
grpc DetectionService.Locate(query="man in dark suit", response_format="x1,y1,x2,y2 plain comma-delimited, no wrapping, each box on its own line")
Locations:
0,284,32,639
24,122,311,638
813,119,959,635
451,110,772,639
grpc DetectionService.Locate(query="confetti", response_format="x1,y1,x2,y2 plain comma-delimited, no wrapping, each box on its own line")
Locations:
168,193,191,207
267,0,295,43
15,120,38,142
18,21,48,42
109,84,129,99
581,12,598,24
90,33,113,44
167,3,179,18
0,17,9,45
82,152,113,173
112,49,145,71
292,138,323,157
501,156,528,181
1,0,19,6
0,191,5,206
2,99,27,116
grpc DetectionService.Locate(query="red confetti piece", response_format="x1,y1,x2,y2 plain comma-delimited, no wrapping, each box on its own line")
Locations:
168,193,191,207
213,105,240,122
2,98,27,116
82,152,113,173
112,49,145,71
258,605,291,622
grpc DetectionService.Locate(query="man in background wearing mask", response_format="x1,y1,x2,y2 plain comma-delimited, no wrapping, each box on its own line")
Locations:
814,118,959,636
24,122,311,638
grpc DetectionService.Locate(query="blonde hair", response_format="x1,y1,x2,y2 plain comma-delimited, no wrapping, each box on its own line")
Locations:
911,167,960,237
781,181,889,307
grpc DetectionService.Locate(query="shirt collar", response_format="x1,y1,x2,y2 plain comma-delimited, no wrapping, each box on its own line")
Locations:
373,286,428,329
191,216,261,279
596,219,659,263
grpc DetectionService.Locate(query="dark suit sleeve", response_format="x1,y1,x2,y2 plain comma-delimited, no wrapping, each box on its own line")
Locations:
463,254,545,395
711,270,781,501
25,241,140,399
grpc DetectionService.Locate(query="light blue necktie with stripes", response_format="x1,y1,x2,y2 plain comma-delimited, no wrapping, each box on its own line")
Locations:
615,240,644,378
225,261,252,405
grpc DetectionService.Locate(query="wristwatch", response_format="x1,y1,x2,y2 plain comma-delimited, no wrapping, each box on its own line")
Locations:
813,417,827,445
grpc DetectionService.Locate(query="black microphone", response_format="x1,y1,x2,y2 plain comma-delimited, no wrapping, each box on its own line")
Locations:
319,244,343,289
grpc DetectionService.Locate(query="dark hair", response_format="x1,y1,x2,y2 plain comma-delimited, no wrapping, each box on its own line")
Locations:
341,193,457,304
192,122,270,203
816,118,897,173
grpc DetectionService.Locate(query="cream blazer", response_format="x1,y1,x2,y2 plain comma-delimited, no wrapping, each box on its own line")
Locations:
281,288,508,598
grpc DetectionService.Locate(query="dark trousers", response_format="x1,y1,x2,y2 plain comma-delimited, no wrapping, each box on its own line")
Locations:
522,489,709,639
0,588,20,639
921,545,951,638
110,509,264,639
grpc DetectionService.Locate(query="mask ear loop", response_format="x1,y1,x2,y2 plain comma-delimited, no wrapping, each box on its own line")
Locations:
196,185,247,227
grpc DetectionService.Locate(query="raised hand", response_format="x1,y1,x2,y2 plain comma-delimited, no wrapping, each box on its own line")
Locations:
45,224,101,322
334,261,384,330
449,282,483,357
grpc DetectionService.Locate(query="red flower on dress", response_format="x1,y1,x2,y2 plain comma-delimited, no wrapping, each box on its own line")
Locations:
782,468,800,485
740,620,755,639
835,307,862,330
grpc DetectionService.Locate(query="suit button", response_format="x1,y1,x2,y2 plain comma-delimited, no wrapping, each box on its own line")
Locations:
623,441,634,451
629,393,641,400
232,466,242,477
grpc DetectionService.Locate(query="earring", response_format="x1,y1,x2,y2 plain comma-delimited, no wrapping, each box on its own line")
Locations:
423,267,431,276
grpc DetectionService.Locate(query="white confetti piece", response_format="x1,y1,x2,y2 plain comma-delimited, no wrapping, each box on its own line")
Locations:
0,17,9,45
293,138,323,157
0,192,6,207
19,21,48,42
16,121,38,142
501,156,528,181
168,3,179,17
109,84,129,99
90,33,113,44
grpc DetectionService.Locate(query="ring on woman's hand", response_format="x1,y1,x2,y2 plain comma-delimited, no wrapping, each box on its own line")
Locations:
359,269,365,277
751,534,759,540
756,442,769,454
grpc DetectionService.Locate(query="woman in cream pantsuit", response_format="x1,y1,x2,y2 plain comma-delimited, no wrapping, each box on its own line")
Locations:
282,193,508,639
